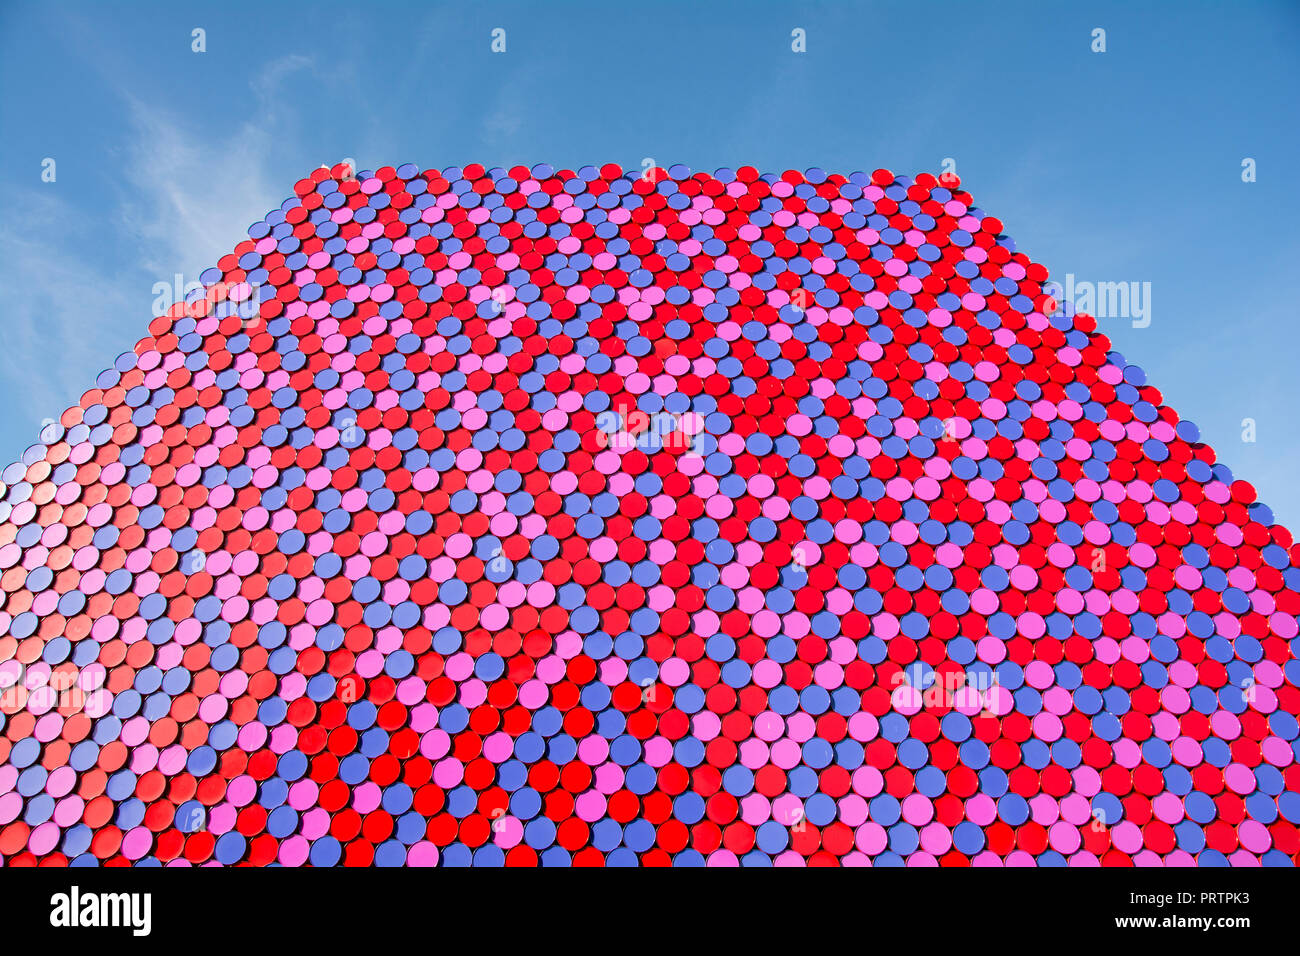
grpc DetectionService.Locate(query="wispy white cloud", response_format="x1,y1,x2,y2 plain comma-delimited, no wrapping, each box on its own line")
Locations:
0,53,320,455
116,55,314,280
0,188,131,433
251,53,313,105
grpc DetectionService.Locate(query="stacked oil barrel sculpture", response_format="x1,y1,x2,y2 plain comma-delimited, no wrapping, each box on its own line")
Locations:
0,163,1296,866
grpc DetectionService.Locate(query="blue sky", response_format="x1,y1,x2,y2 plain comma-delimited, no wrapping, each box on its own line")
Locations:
1,0,1298,524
